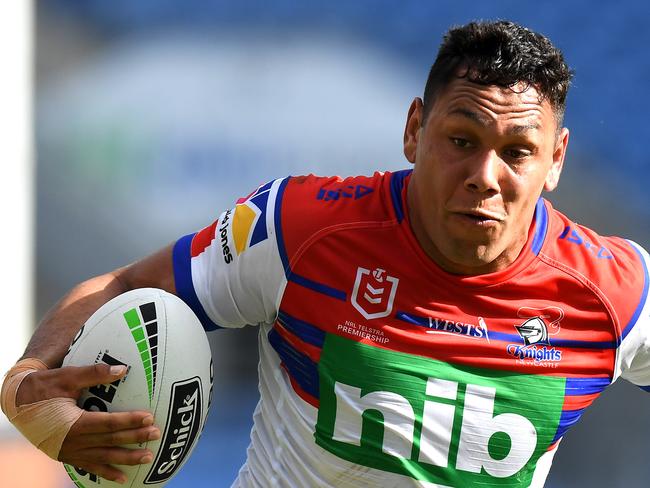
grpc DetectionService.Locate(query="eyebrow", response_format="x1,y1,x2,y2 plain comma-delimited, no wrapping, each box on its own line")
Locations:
448,108,541,135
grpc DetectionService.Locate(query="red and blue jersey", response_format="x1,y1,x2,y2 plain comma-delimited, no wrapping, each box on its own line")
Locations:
173,170,650,488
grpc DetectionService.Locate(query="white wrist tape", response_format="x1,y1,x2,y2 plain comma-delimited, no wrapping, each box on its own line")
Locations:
1,358,83,460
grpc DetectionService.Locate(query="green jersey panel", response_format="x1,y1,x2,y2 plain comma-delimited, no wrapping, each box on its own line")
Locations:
315,334,565,487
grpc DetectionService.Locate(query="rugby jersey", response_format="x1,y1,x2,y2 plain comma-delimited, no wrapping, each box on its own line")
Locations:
172,170,650,488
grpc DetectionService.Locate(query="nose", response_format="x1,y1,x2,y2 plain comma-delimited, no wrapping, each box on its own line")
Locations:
464,150,501,195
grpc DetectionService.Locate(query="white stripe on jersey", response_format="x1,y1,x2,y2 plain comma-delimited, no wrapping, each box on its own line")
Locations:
616,240,650,385
190,178,288,328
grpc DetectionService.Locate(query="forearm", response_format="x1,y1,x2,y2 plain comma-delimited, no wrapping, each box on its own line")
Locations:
21,244,175,369
2,245,173,478
21,271,129,368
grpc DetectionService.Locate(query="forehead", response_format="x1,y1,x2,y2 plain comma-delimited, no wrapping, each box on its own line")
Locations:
428,78,556,132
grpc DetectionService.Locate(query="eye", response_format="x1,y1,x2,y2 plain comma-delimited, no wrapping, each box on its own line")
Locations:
503,147,533,160
450,137,473,149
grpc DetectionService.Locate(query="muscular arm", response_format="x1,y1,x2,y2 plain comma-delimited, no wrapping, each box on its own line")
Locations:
4,244,177,484
22,244,175,369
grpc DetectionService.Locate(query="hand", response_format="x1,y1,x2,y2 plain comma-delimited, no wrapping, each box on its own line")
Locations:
16,363,161,484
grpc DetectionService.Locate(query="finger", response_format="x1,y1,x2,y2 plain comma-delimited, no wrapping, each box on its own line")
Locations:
58,363,128,391
80,446,154,466
69,410,155,435
77,426,161,447
16,364,128,406
71,462,128,485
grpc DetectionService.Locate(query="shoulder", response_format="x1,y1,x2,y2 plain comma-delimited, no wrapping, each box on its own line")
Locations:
542,201,647,285
279,170,409,221
276,169,411,259
541,200,649,337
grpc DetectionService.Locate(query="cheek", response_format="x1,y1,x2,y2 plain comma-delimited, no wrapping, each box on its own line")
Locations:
499,176,522,202
420,164,456,205
412,165,449,223
501,171,544,215
502,161,541,192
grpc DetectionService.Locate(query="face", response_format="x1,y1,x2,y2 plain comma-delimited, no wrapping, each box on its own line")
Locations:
403,77,569,275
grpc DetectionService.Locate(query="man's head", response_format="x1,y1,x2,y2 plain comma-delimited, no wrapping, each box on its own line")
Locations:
422,21,573,131
404,21,573,275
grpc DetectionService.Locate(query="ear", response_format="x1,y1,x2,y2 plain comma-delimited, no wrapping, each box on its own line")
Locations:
544,127,569,192
404,98,423,164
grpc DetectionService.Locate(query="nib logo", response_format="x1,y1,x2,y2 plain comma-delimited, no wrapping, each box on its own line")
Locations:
351,267,399,320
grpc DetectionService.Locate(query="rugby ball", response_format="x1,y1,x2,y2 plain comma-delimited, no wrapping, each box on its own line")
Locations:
62,288,213,487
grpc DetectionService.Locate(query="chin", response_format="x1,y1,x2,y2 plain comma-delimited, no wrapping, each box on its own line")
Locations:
443,241,502,273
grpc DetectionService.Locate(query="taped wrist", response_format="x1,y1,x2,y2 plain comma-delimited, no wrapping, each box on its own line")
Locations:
1,358,83,460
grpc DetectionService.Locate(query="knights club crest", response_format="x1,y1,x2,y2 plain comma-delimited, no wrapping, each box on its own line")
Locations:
515,317,550,346
351,267,399,320
514,306,564,346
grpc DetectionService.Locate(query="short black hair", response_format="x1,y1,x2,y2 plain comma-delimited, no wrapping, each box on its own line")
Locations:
422,21,573,127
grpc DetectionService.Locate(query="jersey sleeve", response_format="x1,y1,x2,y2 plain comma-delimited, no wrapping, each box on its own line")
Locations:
616,240,650,389
172,178,288,330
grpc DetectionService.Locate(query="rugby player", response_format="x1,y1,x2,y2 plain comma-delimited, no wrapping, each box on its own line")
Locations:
3,20,649,487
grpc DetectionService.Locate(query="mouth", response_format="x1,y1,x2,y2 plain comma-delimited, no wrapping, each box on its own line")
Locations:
451,209,505,226
463,214,493,223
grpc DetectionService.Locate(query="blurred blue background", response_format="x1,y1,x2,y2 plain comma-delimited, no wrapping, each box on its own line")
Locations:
35,1,650,487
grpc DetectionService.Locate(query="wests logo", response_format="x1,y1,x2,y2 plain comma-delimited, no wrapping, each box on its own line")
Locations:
351,267,399,320
145,377,203,484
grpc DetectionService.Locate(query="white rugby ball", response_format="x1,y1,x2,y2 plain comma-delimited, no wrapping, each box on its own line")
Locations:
62,288,213,487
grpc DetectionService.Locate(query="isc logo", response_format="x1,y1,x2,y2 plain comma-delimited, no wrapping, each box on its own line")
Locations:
316,184,373,202
331,378,536,478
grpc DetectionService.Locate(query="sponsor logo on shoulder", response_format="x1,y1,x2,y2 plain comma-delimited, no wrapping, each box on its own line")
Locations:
316,184,373,202
351,267,399,320
145,377,203,484
219,209,234,264
558,225,613,259
506,307,564,367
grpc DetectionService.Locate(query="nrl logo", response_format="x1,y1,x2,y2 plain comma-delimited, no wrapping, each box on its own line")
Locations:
514,307,564,346
351,267,399,320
